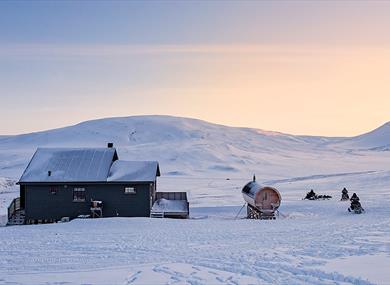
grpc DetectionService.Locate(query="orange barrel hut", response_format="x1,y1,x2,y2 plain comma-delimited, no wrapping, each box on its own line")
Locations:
242,179,281,219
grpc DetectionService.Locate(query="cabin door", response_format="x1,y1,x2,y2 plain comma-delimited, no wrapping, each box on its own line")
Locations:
150,183,155,209
20,185,26,209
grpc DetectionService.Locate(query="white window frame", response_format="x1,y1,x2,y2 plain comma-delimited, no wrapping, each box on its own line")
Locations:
49,186,58,195
73,187,86,202
124,187,136,195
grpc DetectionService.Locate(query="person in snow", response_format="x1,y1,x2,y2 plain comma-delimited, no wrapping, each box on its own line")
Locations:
305,189,317,200
341,187,349,201
348,193,364,213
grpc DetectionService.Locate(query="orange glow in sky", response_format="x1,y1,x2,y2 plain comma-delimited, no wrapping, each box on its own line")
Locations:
1,2,390,136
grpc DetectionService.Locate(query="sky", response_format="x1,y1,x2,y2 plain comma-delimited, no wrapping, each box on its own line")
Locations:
1,1,390,136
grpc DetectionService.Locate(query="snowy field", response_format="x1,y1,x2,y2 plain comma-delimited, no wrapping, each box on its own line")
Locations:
0,116,390,284
1,172,390,285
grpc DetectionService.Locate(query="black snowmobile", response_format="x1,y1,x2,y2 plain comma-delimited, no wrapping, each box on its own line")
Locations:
317,194,332,200
341,187,349,201
348,193,364,214
304,189,317,200
304,190,332,200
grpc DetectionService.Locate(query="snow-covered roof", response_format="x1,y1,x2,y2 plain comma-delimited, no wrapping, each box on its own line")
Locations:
18,147,160,184
107,160,160,182
19,148,118,183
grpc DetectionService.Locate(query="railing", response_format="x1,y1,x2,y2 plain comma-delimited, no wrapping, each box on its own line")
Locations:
156,192,187,201
8,197,21,219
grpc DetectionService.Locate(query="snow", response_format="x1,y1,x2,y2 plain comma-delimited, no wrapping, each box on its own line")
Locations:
0,115,390,284
1,196,388,284
319,254,390,285
0,177,17,226
335,122,390,149
108,160,159,182
0,115,389,181
151,198,188,213
19,147,116,182
18,147,159,184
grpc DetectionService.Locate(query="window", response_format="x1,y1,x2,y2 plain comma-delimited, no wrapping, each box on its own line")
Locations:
124,187,136,194
73,187,86,202
49,186,58,195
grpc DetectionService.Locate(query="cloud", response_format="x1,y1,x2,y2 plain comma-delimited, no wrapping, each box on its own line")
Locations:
0,43,342,59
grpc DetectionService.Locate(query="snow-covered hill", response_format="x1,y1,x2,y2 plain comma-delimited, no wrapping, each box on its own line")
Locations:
331,121,390,150
0,115,389,180
0,115,328,150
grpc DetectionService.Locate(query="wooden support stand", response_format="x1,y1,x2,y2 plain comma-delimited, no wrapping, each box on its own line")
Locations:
90,207,103,218
247,204,276,220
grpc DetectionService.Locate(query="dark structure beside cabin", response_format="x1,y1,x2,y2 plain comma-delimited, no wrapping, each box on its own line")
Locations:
8,145,161,225
151,192,189,219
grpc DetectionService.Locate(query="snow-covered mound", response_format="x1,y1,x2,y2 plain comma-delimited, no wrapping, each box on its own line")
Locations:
151,198,188,212
0,177,16,190
0,177,17,223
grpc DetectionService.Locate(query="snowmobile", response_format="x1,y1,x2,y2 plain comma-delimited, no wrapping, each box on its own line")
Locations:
341,193,349,201
340,188,349,201
317,194,332,200
304,190,317,200
304,190,332,200
348,202,365,214
348,193,364,214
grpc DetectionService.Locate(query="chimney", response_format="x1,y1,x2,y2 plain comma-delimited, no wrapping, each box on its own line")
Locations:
107,143,114,148
48,170,52,177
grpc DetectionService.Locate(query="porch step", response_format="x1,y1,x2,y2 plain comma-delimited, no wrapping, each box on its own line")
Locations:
7,218,25,225
150,212,164,218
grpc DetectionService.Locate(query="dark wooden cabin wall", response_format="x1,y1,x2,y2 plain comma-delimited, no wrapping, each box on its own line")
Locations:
24,183,153,221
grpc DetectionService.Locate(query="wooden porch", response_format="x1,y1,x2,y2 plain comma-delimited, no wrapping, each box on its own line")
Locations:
7,197,25,225
151,192,189,219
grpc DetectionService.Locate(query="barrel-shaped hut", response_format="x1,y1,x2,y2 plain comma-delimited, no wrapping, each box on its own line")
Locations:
242,180,281,219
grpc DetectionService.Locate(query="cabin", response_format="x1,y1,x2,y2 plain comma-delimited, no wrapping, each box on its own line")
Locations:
8,144,161,225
